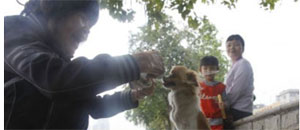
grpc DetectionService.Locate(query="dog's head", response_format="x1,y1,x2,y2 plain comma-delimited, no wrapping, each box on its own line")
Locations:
163,66,199,90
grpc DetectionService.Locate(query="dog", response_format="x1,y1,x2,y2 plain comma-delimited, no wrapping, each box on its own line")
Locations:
163,66,210,130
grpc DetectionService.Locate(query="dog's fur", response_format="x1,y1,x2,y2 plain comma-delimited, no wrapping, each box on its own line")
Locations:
163,66,210,130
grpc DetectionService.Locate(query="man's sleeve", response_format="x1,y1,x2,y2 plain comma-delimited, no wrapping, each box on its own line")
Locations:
88,90,138,118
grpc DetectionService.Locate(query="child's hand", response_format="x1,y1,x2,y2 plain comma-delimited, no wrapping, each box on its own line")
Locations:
218,102,224,109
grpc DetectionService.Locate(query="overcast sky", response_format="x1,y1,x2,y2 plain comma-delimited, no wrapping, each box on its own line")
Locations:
3,0,300,130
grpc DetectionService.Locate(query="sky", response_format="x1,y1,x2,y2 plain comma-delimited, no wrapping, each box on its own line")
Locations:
2,0,300,130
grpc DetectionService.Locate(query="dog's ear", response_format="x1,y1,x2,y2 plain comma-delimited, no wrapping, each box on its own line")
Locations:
186,71,199,86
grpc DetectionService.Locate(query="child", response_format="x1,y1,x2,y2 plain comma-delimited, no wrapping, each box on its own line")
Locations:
198,56,226,130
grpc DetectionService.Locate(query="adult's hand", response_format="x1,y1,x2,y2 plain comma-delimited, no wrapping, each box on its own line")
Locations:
132,51,165,78
131,79,156,101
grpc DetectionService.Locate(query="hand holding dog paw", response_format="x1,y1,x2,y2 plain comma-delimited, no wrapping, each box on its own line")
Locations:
131,79,156,101
132,51,165,78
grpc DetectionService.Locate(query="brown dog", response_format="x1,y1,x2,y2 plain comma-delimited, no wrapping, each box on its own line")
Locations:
163,66,210,130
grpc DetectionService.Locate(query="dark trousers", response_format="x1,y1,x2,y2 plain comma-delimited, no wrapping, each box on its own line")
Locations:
230,108,252,121
223,108,252,129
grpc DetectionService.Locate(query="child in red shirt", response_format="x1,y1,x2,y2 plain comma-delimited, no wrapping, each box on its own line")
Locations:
199,56,226,130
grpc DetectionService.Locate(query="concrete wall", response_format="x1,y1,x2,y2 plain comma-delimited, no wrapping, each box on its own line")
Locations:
234,100,299,130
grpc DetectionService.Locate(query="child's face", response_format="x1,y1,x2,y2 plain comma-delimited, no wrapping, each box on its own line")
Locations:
199,65,218,82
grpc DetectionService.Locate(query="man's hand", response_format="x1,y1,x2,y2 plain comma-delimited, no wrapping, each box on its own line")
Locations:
132,51,165,78
131,79,156,101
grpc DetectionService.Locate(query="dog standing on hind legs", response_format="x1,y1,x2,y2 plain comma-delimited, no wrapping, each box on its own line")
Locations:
163,66,210,130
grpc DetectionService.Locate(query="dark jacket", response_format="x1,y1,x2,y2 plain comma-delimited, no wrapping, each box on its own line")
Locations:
4,15,140,129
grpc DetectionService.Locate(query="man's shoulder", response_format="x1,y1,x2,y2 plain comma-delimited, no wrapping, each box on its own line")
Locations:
5,15,36,35
5,15,45,42
5,15,30,27
5,15,23,21
5,15,24,20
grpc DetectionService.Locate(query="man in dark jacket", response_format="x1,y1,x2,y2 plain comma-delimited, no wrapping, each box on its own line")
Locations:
4,0,165,129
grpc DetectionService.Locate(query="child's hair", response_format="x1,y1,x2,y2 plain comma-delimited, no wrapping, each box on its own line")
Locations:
200,56,219,70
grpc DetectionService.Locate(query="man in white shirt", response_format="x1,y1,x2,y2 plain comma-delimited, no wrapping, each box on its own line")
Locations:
225,34,254,122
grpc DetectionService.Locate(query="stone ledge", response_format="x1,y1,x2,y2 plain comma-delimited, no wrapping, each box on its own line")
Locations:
234,99,299,126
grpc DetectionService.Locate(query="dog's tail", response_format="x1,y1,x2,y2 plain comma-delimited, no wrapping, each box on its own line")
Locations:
197,112,211,130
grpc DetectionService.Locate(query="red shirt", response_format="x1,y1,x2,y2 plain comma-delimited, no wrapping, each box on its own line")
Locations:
199,82,225,118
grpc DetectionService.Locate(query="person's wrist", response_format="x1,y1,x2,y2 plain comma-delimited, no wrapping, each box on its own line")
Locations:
131,89,144,101
131,89,138,101
132,54,146,73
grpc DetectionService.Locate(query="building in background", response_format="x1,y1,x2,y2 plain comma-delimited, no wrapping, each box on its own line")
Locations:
254,89,299,114
276,89,299,104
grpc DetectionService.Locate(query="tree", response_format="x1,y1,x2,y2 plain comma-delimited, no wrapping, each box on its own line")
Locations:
99,0,295,29
125,15,229,130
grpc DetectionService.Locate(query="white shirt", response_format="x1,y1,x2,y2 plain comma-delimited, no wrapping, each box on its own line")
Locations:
225,58,254,113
